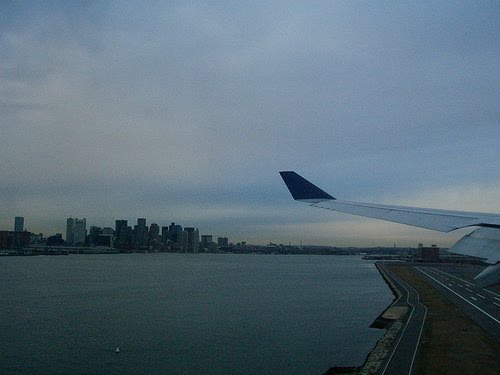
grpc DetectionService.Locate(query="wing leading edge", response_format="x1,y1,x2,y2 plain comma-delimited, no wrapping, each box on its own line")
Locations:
279,171,500,287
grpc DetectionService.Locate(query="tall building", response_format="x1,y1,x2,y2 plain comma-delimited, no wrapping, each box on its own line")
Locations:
14,217,24,232
161,226,169,243
66,218,87,245
177,230,188,251
184,227,199,253
115,220,127,239
66,218,75,243
149,223,160,249
115,220,128,247
168,222,183,244
88,226,102,245
74,218,87,244
149,223,160,241
134,218,148,247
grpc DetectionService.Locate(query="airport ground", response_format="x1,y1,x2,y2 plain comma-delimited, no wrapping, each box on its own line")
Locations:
326,261,499,375
382,263,499,374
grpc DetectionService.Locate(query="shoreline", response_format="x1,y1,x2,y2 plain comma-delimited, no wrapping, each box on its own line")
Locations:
324,262,407,375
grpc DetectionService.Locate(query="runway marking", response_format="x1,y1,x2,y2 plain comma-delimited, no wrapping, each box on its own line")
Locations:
466,288,474,293
470,296,477,301
429,267,474,287
483,289,500,298
494,302,500,308
448,283,453,286
427,267,500,297
477,294,485,299
416,268,500,325
457,284,464,288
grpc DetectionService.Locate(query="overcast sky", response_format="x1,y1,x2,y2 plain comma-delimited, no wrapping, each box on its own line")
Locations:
1,1,499,247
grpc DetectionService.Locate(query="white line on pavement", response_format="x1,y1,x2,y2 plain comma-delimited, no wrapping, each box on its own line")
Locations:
416,267,500,325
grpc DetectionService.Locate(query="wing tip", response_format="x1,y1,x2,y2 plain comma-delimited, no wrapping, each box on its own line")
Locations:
279,171,335,201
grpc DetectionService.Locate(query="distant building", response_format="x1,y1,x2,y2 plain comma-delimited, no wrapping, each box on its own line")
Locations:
115,220,127,238
149,223,160,249
74,218,87,244
88,226,102,245
161,226,169,243
149,223,160,241
0,231,12,249
47,233,64,246
14,217,24,232
66,218,74,243
30,233,44,245
13,230,31,249
134,218,148,247
201,235,213,247
66,218,87,245
218,237,229,247
115,220,130,248
96,235,113,247
101,227,114,236
417,244,440,262
177,230,188,251
184,227,199,253
98,228,114,247
168,222,183,244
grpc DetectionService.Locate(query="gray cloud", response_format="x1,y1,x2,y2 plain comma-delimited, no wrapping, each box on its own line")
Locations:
1,1,499,246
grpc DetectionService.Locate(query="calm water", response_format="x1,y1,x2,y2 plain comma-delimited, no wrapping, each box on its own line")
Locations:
0,254,393,374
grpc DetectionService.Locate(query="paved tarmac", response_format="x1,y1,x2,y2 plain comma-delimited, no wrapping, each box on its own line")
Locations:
416,265,500,342
377,264,427,375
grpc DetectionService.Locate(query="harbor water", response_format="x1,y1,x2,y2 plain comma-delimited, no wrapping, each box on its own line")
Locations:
0,253,393,374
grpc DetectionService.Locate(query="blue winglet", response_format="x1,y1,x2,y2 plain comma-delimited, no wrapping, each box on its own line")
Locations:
279,171,335,201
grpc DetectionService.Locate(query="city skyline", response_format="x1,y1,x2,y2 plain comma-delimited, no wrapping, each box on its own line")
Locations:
3,215,229,246
1,2,499,248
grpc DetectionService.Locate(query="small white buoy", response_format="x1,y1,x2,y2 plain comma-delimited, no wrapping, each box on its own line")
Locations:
115,347,120,353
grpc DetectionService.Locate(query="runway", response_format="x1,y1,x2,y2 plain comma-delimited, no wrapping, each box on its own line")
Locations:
415,265,500,342
375,261,500,374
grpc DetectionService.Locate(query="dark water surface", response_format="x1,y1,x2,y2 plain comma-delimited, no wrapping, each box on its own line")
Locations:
0,254,393,374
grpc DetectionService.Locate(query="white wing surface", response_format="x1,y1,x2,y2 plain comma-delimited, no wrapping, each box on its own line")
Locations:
279,171,500,287
312,200,499,232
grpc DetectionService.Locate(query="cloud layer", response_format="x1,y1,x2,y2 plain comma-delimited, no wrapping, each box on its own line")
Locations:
1,1,499,246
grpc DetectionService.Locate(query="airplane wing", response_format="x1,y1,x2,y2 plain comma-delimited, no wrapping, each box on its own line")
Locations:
279,171,500,287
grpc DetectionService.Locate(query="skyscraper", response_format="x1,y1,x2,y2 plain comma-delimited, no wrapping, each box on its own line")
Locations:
66,218,75,243
184,227,199,253
66,218,87,245
168,222,183,243
149,223,160,241
161,226,169,243
14,217,24,232
134,218,148,247
115,220,128,245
